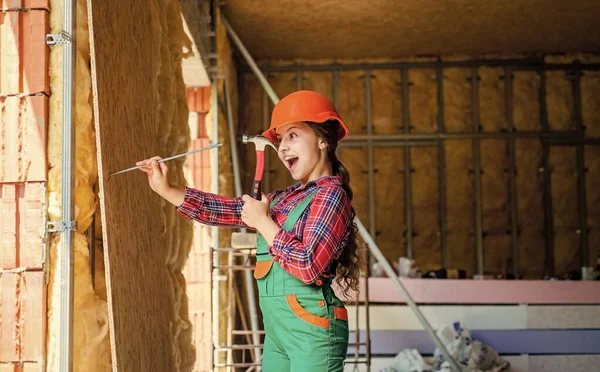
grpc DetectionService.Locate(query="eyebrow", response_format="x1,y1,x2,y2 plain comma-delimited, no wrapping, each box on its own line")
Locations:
276,126,299,138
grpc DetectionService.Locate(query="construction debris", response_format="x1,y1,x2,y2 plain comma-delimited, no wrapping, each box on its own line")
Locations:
381,322,510,372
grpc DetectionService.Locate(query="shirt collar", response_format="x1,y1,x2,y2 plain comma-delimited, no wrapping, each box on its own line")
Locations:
286,175,343,193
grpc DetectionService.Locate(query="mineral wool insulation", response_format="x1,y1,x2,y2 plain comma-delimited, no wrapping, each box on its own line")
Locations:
46,0,195,370
46,0,110,370
241,54,600,278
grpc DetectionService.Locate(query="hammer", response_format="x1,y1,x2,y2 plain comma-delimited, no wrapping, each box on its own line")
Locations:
242,134,276,200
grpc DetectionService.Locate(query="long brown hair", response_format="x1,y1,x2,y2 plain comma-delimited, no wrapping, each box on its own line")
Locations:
306,120,365,299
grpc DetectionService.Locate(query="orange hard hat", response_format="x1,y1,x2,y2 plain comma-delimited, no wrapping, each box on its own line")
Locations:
262,90,349,143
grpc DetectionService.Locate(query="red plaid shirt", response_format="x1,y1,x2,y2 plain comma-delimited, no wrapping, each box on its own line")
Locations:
176,176,352,284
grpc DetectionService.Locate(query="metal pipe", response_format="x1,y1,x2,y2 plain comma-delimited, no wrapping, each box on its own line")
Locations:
225,72,261,363
226,250,234,371
539,70,555,277
211,80,221,366
220,15,279,105
572,69,589,267
471,67,484,276
226,23,462,371
402,69,414,258
59,0,76,369
505,68,520,278
437,66,448,268
241,59,600,73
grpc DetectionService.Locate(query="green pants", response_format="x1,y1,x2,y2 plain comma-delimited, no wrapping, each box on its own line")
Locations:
254,192,349,371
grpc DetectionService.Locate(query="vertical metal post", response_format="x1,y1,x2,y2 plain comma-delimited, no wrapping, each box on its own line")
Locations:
437,67,448,268
296,68,304,90
58,0,76,369
505,67,520,278
572,69,589,267
402,69,414,258
332,69,339,107
211,81,221,368
540,70,555,277
364,70,377,245
471,67,484,275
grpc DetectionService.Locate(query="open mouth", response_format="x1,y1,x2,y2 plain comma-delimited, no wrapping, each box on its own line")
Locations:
284,155,299,170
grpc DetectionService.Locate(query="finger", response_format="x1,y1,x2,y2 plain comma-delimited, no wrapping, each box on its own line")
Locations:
241,194,250,202
260,193,269,203
151,160,162,175
159,162,168,175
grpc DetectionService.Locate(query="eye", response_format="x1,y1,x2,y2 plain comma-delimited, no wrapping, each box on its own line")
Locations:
289,132,297,139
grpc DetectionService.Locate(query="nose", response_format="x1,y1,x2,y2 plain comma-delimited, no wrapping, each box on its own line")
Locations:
278,139,289,153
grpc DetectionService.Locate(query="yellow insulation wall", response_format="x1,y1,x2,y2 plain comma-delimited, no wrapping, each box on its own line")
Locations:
240,54,600,278
46,0,110,370
47,0,195,370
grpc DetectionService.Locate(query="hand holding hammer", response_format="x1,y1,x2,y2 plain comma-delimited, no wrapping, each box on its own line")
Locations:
242,134,276,200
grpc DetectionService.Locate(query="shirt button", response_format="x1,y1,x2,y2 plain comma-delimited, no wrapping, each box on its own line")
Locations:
315,279,323,286
318,300,325,307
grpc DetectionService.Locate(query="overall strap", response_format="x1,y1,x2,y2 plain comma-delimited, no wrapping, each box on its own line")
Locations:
282,190,317,232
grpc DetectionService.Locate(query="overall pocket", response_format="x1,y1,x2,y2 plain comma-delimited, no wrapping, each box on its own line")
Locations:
254,260,273,295
285,294,330,329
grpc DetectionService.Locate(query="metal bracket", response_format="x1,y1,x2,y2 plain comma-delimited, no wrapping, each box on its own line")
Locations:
46,31,72,45
46,220,78,233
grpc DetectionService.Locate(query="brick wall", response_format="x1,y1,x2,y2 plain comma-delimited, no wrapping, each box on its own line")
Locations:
0,1,49,370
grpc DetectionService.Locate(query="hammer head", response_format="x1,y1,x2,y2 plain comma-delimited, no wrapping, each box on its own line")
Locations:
241,134,276,151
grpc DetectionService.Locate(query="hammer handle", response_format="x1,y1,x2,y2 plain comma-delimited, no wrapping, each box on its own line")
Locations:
251,151,265,200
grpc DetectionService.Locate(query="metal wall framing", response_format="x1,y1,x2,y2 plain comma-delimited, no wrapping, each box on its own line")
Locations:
245,59,599,277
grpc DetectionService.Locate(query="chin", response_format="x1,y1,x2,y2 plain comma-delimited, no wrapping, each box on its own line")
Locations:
289,170,306,182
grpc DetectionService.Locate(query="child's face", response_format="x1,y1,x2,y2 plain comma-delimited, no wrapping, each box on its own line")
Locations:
275,122,327,184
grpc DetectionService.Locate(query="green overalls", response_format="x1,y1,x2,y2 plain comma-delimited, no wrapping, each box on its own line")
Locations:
254,191,349,371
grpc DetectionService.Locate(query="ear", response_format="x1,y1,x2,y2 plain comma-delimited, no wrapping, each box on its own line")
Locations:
318,139,328,150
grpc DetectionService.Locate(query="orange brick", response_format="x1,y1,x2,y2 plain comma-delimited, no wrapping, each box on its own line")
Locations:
0,10,49,95
0,96,48,183
23,0,50,10
20,183,44,268
186,87,210,114
1,1,49,10
22,362,44,372
21,272,45,361
1,184,17,269
0,364,17,372
0,1,20,10
20,10,49,94
0,273,20,362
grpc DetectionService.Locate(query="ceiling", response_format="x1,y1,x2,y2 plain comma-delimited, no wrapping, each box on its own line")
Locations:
219,0,600,60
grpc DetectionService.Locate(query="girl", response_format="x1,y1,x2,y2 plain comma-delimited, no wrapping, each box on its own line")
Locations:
137,90,363,372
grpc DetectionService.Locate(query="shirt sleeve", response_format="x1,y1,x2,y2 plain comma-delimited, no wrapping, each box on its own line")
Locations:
176,187,283,229
268,185,351,284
